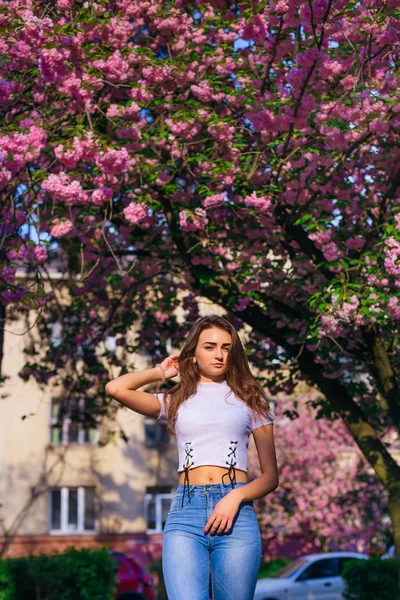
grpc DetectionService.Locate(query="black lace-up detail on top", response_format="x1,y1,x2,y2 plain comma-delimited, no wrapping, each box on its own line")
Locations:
222,440,238,488
182,441,194,507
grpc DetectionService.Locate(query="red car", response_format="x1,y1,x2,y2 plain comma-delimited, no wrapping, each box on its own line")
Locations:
112,551,156,600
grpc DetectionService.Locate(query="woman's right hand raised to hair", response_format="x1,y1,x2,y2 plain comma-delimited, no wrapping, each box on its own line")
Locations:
157,354,180,380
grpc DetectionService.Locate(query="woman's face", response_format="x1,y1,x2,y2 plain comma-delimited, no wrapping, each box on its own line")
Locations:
194,327,232,381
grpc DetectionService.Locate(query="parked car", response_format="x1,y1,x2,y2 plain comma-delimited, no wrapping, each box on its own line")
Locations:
381,544,395,559
253,551,369,600
111,551,156,600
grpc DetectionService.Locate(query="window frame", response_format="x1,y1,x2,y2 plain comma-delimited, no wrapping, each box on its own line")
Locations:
143,418,169,448
50,397,99,446
48,486,97,535
144,491,174,534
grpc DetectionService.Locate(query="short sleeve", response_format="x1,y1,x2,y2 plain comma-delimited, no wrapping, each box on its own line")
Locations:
249,403,275,432
155,392,169,421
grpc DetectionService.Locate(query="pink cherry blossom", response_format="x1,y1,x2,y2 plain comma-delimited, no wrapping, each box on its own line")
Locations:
91,187,113,205
346,237,365,250
202,193,225,209
384,237,400,277
165,118,202,142
341,74,357,90
239,14,267,43
39,48,70,82
179,208,209,232
49,219,73,238
0,168,11,189
370,118,389,134
154,310,169,324
42,173,86,204
93,50,129,82
95,148,130,174
123,201,148,225
32,246,47,263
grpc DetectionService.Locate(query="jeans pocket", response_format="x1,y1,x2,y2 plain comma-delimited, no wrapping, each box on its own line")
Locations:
168,491,193,515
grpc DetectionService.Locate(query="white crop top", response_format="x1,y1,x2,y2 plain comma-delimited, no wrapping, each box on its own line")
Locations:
155,380,274,476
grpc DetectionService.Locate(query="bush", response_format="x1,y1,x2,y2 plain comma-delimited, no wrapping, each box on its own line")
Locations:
0,557,36,600
147,556,167,600
342,557,400,600
258,557,292,579
0,560,15,600
0,548,117,600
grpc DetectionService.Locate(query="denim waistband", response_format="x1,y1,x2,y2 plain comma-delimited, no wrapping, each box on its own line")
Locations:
175,482,247,495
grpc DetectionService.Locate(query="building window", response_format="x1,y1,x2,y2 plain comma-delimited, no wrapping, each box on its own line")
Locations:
144,419,169,448
49,487,97,534
50,320,63,347
104,334,117,353
144,486,174,533
50,398,98,445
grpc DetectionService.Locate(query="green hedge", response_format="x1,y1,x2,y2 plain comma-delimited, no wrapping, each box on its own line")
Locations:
342,557,400,600
0,548,117,600
258,557,291,579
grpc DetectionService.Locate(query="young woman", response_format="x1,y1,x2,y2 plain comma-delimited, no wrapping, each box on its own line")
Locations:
105,314,278,600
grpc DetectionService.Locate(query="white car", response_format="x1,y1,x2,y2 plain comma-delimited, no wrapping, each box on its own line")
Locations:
381,545,395,559
254,551,369,600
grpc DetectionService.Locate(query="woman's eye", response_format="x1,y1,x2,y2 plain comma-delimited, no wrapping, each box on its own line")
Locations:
204,347,230,350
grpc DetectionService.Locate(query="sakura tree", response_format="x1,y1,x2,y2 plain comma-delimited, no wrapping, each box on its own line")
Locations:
1,0,400,565
248,385,390,556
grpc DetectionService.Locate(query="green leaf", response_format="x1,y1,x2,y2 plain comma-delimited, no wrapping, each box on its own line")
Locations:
199,274,214,286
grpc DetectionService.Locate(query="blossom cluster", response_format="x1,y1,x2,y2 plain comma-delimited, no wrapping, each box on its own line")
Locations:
179,208,209,232
248,386,389,554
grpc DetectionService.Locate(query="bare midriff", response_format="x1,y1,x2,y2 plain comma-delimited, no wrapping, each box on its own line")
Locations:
177,465,248,486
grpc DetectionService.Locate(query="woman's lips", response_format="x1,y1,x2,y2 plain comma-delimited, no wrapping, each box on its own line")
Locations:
212,364,224,368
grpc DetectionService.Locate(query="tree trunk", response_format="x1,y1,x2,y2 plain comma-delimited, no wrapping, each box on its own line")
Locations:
388,482,400,589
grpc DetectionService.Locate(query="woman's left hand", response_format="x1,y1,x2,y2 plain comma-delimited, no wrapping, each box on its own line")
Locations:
203,489,243,536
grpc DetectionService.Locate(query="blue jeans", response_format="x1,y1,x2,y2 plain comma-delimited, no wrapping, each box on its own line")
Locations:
162,482,262,600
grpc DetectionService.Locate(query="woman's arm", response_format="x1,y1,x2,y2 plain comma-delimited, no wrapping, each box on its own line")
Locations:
236,424,279,502
105,355,180,418
105,367,164,418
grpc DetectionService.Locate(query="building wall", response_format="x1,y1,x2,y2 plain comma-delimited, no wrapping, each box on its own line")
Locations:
0,308,178,559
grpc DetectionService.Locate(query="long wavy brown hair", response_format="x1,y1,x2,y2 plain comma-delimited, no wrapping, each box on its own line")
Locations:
160,314,274,435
